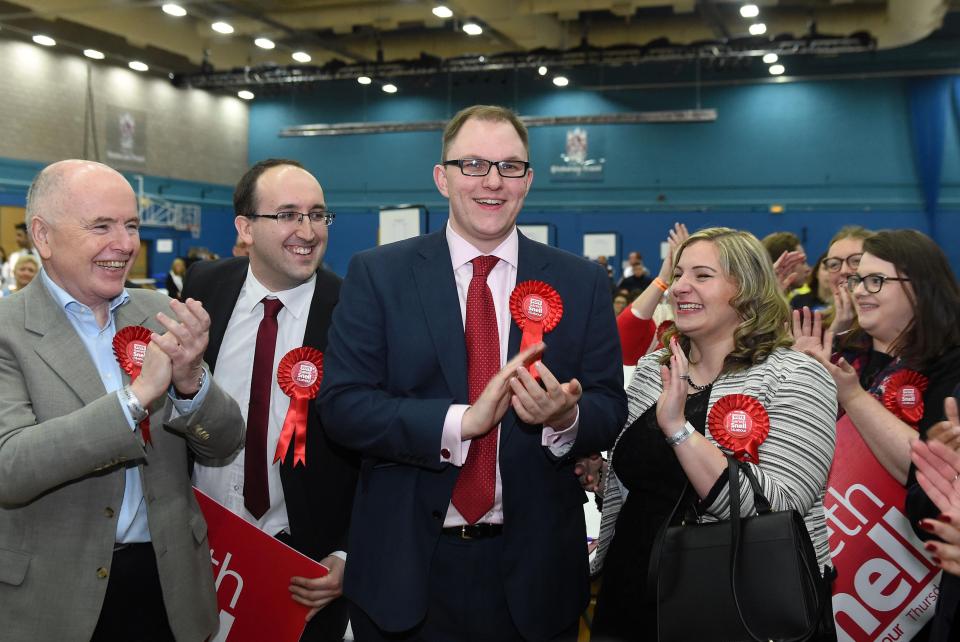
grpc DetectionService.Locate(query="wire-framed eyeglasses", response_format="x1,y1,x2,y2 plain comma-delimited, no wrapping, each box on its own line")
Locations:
247,211,335,226
442,158,531,178
846,273,910,293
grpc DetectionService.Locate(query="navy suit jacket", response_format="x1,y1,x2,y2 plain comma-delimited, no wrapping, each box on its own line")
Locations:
318,229,626,641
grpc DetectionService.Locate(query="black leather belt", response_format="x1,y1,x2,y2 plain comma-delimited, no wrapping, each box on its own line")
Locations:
441,523,503,539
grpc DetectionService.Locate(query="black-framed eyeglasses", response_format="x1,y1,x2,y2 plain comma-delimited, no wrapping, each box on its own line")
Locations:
822,253,863,272
442,158,531,178
846,273,910,293
247,211,335,226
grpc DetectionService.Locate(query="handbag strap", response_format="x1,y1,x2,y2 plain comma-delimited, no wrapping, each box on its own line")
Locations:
729,458,821,642
647,479,694,604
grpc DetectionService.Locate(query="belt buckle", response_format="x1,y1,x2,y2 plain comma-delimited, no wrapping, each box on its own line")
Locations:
459,525,473,540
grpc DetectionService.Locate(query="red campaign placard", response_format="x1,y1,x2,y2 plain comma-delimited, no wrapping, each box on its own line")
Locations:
825,416,941,641
193,488,328,642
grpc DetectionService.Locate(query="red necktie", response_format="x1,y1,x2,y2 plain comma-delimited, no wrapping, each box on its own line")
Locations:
451,255,501,524
244,297,283,519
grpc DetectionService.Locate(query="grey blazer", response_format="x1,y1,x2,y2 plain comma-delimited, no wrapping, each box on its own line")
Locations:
0,278,245,642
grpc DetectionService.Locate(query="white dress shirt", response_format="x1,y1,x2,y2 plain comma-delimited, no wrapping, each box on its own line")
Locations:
193,267,315,537
440,224,578,527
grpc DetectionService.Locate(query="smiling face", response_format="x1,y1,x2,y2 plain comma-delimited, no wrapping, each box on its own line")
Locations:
32,163,140,312
433,117,533,253
13,258,37,289
235,164,327,292
669,240,741,344
851,252,915,353
825,236,864,290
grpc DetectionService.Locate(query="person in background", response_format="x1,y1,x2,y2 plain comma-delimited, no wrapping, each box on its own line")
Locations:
615,223,688,366
3,222,41,286
790,251,831,312
1,254,38,296
612,291,629,316
233,235,250,257
819,225,873,334
762,231,811,302
165,257,186,300
589,227,836,641
617,251,652,292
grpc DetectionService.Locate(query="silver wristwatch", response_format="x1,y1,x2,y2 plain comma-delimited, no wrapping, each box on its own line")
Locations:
120,385,149,423
665,422,695,447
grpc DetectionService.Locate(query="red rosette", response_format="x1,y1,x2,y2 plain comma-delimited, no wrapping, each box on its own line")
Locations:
509,281,563,378
655,320,675,348
707,394,770,464
881,369,929,427
275,347,324,467
112,325,153,445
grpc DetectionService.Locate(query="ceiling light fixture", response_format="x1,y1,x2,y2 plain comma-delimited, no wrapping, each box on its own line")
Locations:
292,51,311,63
382,83,398,93
740,4,759,19
768,64,785,75
161,3,187,17
749,23,767,36
432,6,453,19
32,35,55,47
254,37,275,50
553,76,569,87
762,52,778,64
357,75,372,85
129,61,149,72
538,65,548,76
83,49,105,60
212,21,234,34
462,22,483,36
238,90,255,100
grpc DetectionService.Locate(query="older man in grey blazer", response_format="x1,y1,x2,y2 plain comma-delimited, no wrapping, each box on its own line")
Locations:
0,160,245,641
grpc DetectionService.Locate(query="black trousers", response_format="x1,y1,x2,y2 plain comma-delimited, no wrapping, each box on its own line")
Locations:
91,543,175,642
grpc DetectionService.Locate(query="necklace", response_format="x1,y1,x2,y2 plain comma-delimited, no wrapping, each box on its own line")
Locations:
686,374,715,392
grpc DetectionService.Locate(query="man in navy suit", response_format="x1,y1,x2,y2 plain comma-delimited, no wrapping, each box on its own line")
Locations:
319,105,626,641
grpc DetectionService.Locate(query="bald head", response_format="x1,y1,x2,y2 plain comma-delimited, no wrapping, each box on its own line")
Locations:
26,160,134,231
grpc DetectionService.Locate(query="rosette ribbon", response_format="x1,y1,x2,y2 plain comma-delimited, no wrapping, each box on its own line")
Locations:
275,347,324,466
113,325,153,445
881,369,928,427
509,281,563,379
707,394,770,464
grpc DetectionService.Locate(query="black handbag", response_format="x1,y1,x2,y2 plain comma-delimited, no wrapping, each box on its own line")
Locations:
649,457,835,642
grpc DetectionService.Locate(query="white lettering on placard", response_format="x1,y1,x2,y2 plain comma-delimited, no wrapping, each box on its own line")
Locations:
828,484,938,639
211,549,243,608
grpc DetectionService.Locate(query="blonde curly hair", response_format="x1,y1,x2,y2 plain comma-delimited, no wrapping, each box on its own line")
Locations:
660,227,793,373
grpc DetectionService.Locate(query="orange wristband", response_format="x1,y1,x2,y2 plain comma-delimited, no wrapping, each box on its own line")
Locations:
653,277,669,292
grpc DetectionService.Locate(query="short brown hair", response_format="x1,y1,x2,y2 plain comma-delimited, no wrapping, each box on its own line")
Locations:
234,158,305,217
761,231,800,262
829,225,872,248
441,105,529,162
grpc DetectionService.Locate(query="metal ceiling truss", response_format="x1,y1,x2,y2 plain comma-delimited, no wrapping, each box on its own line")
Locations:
175,35,875,91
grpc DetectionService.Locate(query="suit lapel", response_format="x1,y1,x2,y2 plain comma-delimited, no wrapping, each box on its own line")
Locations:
502,232,552,444
203,261,247,371
26,281,112,406
412,231,469,403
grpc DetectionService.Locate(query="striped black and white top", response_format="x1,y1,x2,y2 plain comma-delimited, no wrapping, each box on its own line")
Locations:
591,347,837,575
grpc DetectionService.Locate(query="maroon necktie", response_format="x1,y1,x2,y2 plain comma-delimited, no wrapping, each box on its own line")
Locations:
244,297,283,519
451,255,501,524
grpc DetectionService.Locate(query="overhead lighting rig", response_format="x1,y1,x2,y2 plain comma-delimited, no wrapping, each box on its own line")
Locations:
172,35,875,91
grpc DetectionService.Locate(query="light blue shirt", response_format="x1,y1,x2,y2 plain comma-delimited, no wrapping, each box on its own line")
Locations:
40,269,209,543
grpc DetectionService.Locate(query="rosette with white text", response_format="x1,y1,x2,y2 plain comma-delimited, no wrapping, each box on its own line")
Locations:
275,347,323,466
113,325,153,445
707,394,770,463
509,281,563,378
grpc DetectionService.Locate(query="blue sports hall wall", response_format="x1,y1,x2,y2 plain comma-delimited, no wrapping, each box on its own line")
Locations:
248,71,960,276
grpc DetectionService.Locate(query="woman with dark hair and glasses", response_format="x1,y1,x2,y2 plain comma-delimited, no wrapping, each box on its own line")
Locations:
801,229,960,484
799,230,960,639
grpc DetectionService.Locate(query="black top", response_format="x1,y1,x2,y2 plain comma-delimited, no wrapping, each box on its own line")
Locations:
592,389,711,641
